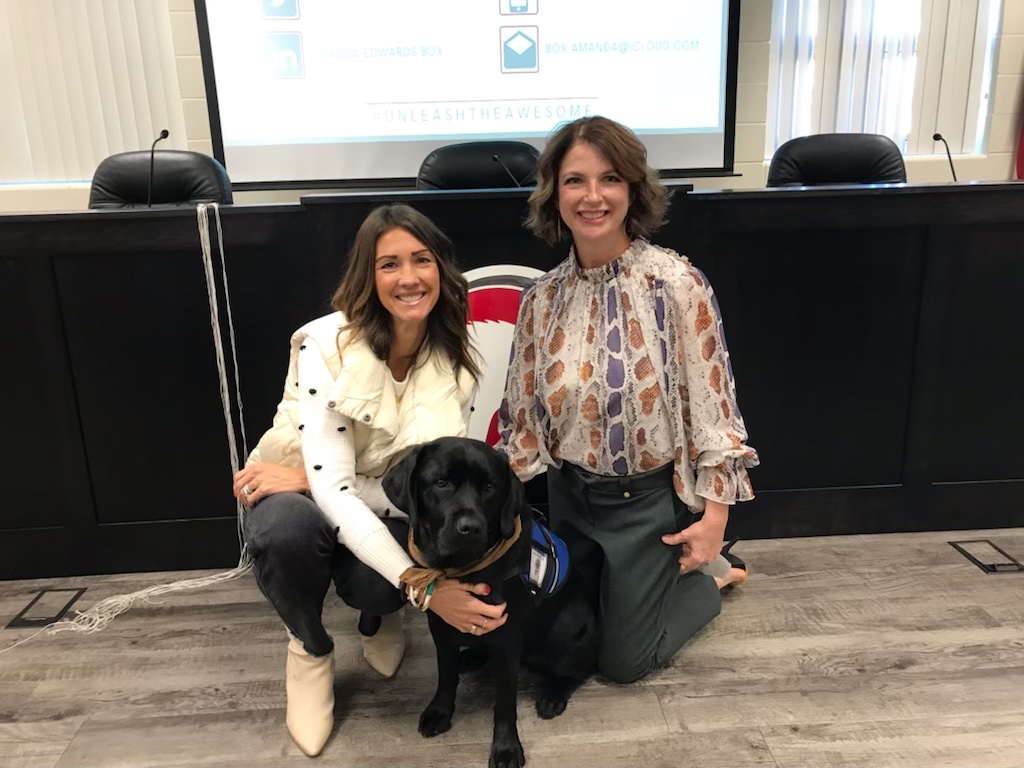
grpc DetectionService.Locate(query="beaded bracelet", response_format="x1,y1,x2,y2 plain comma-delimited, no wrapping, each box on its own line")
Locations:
420,582,435,612
405,581,436,612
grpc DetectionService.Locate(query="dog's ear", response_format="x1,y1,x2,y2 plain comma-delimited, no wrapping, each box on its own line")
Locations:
499,463,527,540
382,445,423,521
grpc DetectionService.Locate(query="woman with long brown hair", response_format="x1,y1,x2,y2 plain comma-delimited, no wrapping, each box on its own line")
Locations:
233,204,506,756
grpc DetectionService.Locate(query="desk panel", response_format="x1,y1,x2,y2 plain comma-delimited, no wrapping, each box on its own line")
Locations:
924,221,1024,483
2,182,1023,577
706,225,926,491
0,249,92,530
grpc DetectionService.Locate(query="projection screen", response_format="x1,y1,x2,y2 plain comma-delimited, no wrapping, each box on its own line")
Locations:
196,0,739,187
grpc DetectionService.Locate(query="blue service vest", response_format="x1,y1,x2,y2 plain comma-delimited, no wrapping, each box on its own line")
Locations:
521,514,569,599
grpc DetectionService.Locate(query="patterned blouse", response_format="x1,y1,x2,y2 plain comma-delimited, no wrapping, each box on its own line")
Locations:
497,239,758,512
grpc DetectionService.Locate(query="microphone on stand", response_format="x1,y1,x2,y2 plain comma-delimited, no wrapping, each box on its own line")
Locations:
932,133,957,182
492,154,523,187
147,129,170,207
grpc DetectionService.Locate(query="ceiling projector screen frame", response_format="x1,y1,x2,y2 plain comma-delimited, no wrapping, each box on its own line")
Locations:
196,0,741,190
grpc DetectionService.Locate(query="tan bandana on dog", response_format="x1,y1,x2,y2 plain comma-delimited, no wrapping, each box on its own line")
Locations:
401,517,523,609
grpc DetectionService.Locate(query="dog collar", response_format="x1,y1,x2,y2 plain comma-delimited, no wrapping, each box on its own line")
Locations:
522,517,569,599
402,516,524,609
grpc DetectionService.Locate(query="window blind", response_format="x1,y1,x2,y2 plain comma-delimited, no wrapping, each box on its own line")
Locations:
767,0,1000,157
0,0,187,184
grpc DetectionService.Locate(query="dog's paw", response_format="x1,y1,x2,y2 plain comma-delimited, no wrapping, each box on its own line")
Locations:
535,692,568,719
489,740,525,768
418,706,453,738
536,679,576,719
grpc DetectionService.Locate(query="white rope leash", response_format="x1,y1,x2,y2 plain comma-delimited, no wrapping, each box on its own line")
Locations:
1,204,252,652
197,201,253,564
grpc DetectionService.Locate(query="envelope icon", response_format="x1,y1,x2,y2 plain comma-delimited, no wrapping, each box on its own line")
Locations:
502,28,538,72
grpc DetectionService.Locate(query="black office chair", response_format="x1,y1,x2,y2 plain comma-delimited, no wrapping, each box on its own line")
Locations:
416,141,540,190
766,133,907,187
88,150,233,209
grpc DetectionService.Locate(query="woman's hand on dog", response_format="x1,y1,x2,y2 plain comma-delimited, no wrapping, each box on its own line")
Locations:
232,462,308,507
429,581,508,635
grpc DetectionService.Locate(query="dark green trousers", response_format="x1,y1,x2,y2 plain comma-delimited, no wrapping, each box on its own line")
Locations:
546,461,721,683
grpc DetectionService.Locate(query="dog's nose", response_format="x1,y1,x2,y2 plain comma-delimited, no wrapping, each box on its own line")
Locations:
454,513,483,537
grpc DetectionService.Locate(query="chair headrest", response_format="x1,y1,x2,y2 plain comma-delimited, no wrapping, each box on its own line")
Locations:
766,133,907,187
416,141,540,190
88,150,234,209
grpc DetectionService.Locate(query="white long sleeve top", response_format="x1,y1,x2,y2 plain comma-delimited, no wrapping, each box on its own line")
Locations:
247,312,477,586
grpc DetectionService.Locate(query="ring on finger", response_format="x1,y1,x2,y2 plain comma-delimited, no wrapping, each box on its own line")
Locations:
469,625,479,636
242,483,252,496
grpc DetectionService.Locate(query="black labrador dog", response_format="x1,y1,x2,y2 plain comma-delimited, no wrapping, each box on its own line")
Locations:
383,436,599,768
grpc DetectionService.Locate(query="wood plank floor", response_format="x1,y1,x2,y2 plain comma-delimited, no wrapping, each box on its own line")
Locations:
1,527,1022,768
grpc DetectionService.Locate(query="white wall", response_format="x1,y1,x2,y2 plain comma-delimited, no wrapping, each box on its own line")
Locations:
3,0,1022,212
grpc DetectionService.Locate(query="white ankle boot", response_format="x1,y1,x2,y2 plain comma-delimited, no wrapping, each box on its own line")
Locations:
361,608,406,678
285,637,335,756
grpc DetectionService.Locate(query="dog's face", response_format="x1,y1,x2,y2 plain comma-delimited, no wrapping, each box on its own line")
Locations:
383,437,525,569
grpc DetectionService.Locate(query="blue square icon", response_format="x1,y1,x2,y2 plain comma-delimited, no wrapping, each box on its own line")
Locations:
501,28,538,73
265,33,304,78
262,0,299,18
500,0,537,14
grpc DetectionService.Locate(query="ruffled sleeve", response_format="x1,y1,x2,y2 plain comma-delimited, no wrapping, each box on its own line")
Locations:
669,264,759,505
496,283,546,481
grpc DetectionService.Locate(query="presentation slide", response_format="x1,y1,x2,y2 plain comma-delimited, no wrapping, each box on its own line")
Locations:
201,0,733,184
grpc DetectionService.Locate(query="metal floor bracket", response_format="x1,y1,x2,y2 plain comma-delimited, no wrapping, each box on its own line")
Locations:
6,588,87,629
948,539,1024,574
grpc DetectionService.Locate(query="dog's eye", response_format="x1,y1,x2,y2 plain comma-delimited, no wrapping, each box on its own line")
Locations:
434,478,450,489
483,482,495,493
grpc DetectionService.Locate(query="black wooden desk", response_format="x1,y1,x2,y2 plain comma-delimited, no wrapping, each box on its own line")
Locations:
2,182,1021,577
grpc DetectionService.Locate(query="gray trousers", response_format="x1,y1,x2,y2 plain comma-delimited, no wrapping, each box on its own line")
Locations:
547,462,722,683
243,492,408,657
